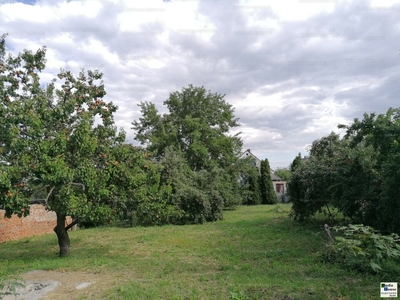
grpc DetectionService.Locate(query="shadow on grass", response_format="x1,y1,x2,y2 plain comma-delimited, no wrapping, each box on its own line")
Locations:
0,230,115,276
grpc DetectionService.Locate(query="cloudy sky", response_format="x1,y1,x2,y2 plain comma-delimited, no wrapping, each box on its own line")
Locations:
1,0,399,169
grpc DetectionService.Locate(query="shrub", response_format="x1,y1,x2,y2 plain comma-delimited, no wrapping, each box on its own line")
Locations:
321,224,400,273
158,148,226,224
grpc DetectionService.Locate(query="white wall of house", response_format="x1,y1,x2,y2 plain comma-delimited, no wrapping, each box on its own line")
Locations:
240,150,261,170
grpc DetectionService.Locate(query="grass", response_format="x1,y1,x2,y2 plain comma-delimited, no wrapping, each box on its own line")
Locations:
0,204,392,299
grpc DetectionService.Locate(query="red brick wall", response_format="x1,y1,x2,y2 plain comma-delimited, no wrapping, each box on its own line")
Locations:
0,205,73,243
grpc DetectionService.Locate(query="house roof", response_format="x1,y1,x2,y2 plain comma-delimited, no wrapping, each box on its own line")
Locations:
239,149,285,181
239,149,261,162
270,172,283,181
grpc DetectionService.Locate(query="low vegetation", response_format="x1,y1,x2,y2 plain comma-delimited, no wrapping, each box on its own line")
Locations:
1,205,395,300
321,224,400,274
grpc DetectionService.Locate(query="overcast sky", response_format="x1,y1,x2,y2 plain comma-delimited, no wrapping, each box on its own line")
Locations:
1,0,399,169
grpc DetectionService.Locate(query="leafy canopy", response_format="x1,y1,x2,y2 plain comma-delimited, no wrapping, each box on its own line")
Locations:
132,84,242,171
0,33,125,222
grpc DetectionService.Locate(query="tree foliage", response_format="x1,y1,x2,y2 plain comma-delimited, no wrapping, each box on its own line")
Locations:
290,153,302,173
274,167,291,181
157,147,232,223
236,156,260,205
104,144,178,227
288,132,377,222
248,166,261,205
339,108,400,233
0,34,148,255
132,84,243,171
131,85,243,218
289,109,400,234
260,158,277,204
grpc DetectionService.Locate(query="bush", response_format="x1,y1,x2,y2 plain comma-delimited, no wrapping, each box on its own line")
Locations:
158,148,226,224
321,224,400,273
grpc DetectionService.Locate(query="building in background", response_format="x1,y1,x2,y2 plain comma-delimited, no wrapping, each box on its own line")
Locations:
239,149,289,202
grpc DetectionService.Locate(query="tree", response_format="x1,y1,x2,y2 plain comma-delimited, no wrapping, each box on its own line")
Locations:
0,34,135,256
290,153,302,173
248,166,261,205
288,131,381,226
260,159,278,204
274,167,291,181
157,147,227,223
110,144,181,227
236,156,257,205
132,85,243,212
339,108,400,233
132,84,243,172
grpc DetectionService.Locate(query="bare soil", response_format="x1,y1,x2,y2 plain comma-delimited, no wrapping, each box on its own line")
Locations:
6,270,118,300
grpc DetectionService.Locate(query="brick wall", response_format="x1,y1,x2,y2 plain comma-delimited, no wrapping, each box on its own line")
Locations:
0,205,73,243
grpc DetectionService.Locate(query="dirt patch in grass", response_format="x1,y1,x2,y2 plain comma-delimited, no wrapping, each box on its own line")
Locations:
12,270,120,300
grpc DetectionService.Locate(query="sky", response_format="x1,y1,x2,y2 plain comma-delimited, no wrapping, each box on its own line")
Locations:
0,0,399,169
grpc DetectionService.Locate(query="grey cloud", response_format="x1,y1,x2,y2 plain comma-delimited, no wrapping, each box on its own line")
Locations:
2,0,400,167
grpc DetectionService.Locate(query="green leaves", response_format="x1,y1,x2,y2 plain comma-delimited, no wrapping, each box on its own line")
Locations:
339,108,400,233
132,85,242,171
260,158,277,204
131,85,243,215
322,224,400,274
0,35,126,230
288,125,391,228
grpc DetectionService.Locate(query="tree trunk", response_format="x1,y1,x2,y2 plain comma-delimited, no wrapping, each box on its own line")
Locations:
54,212,70,257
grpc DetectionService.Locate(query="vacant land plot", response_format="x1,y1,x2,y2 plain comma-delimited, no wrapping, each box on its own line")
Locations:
0,205,387,299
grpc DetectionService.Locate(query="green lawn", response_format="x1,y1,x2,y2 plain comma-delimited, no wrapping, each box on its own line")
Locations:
0,204,390,299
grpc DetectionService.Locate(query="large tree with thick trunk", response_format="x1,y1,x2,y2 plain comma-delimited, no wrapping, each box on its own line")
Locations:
0,34,128,256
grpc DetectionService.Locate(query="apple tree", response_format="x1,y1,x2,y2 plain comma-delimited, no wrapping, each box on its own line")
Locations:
0,34,138,256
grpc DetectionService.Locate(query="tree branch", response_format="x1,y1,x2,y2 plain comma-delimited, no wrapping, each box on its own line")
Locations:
65,218,80,231
71,182,85,191
44,186,54,208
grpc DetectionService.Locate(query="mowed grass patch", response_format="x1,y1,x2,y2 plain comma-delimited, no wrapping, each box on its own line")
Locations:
0,204,382,299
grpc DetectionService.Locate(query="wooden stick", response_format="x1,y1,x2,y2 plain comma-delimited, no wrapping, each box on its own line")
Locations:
324,224,335,242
